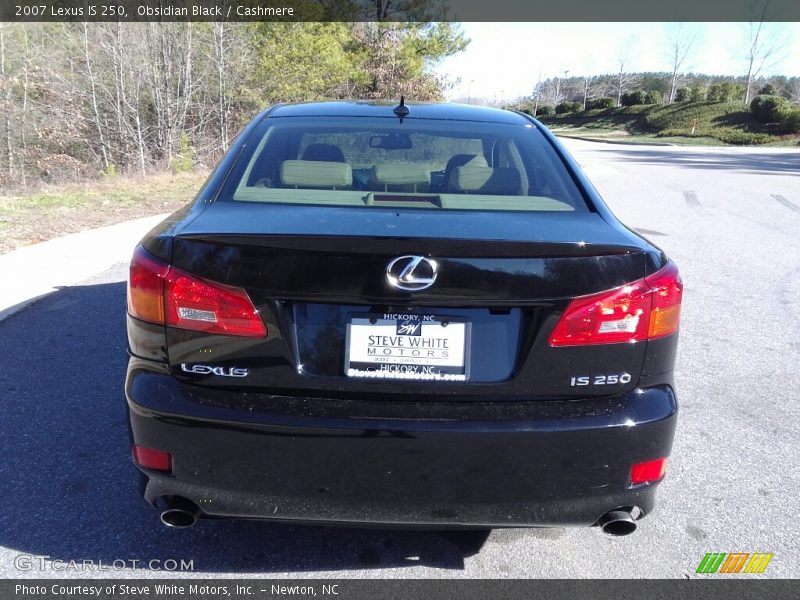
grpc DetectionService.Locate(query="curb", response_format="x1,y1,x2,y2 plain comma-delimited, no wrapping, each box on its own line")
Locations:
557,134,800,151
555,134,676,147
0,213,169,322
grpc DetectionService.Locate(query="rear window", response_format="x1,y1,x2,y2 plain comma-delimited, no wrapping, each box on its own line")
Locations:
219,116,588,212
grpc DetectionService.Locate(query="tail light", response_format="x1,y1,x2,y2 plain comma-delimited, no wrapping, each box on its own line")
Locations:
630,457,667,485
127,245,267,338
164,270,268,337
549,261,682,347
127,248,169,324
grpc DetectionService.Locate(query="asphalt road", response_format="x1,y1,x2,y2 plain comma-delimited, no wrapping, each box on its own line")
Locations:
1,139,799,579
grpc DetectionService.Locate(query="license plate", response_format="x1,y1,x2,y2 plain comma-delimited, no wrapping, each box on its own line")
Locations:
345,313,470,381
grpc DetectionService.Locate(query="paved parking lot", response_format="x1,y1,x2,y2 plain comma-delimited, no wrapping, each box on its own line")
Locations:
1,139,798,578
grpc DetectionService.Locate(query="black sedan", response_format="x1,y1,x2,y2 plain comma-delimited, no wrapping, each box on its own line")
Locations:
125,100,681,536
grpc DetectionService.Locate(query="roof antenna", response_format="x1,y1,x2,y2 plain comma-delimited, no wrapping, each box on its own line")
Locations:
393,96,410,119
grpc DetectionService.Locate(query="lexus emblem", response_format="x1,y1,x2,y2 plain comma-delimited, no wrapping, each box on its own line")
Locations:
386,255,438,291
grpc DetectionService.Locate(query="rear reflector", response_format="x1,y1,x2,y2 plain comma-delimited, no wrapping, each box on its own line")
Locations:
630,458,667,485
132,444,172,472
549,261,682,346
127,245,267,338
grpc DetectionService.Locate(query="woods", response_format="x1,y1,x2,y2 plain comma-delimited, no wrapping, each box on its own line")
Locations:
523,70,800,115
0,20,467,189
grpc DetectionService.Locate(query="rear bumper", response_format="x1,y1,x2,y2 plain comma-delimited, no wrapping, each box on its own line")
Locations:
125,360,678,528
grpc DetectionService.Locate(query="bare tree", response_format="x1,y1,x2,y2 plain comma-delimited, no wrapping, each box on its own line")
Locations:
613,39,638,107
0,25,13,178
580,74,595,110
0,21,467,188
742,1,787,105
788,77,800,103
212,22,230,152
577,54,598,110
0,24,33,184
82,22,110,172
144,22,198,164
206,22,253,154
666,23,698,103
552,77,561,106
552,70,570,106
531,69,543,116
106,23,149,175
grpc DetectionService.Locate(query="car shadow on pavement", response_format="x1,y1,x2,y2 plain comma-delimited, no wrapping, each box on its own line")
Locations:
0,280,490,575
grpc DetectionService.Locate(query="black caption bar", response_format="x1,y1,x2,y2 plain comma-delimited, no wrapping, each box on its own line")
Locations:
3,0,800,22
4,580,800,600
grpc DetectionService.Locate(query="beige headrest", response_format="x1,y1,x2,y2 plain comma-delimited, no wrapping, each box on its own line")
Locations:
450,155,521,194
449,154,493,191
280,160,352,188
369,164,431,186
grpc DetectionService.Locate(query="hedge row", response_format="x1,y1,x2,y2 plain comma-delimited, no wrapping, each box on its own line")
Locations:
657,127,773,145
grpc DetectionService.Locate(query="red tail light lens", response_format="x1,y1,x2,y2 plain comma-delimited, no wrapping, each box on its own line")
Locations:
132,444,172,472
164,269,267,337
549,261,682,346
127,245,267,338
630,457,667,485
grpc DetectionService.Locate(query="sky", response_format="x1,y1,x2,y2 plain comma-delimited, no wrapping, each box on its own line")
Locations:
436,22,800,101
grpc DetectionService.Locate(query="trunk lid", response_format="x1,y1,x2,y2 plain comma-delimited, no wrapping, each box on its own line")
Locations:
165,202,652,400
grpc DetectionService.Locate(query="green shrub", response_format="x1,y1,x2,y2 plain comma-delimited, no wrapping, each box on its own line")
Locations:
714,128,773,145
750,95,792,123
171,133,195,173
586,97,616,110
675,87,692,102
758,83,777,96
100,163,118,178
707,82,743,103
620,90,660,106
555,101,582,114
657,127,772,145
780,110,800,134
645,90,663,105
620,90,648,106
690,85,706,102
535,105,555,117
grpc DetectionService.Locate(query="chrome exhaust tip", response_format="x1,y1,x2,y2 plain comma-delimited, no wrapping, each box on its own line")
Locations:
159,508,198,529
156,497,200,529
598,509,638,536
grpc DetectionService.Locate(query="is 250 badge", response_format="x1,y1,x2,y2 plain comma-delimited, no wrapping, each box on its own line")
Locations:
570,372,632,387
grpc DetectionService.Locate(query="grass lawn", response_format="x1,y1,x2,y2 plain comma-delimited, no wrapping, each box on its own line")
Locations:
540,101,800,147
551,128,724,146
0,171,208,254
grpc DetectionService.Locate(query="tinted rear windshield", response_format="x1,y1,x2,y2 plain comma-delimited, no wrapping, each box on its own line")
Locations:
220,116,588,212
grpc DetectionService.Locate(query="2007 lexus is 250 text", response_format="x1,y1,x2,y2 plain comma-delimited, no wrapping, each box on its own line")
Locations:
125,100,681,536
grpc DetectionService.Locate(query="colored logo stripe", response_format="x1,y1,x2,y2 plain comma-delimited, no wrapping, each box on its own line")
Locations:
719,553,749,573
696,552,772,574
744,553,773,574
697,553,726,573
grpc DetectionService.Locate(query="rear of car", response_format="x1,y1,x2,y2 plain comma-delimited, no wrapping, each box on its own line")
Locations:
125,102,680,533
